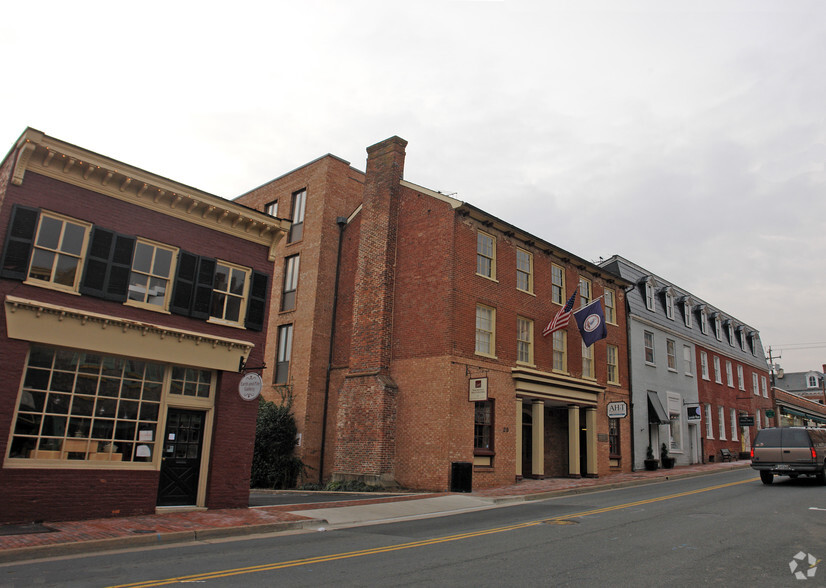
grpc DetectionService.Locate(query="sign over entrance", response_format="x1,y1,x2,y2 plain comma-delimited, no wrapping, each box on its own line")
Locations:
469,377,488,402
607,401,627,418
686,405,702,421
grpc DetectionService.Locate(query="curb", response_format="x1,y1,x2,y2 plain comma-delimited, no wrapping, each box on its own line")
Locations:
0,518,327,565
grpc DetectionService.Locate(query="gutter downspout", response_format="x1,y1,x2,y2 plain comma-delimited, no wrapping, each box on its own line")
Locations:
623,284,637,472
318,216,348,484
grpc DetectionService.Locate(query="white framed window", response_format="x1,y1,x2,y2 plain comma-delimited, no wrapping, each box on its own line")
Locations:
553,330,567,372
737,365,745,390
752,372,759,395
209,261,251,326
807,375,819,388
718,406,726,440
126,239,177,311
705,403,714,439
288,189,306,243
604,289,616,324
516,316,533,364
25,211,91,293
579,276,591,305
715,316,722,341
730,409,738,441
683,345,692,375
684,300,692,328
666,339,676,371
761,376,768,398
727,323,735,346
475,304,496,356
516,248,533,293
607,344,619,384
700,307,708,335
265,200,278,217
714,356,722,383
644,331,655,364
582,342,594,379
665,290,674,320
281,254,300,312
275,324,293,384
668,393,682,451
726,361,734,387
645,281,655,311
740,330,747,352
476,231,496,279
700,351,709,379
551,264,564,305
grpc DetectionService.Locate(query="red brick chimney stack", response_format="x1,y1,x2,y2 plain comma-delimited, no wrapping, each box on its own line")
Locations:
333,136,407,487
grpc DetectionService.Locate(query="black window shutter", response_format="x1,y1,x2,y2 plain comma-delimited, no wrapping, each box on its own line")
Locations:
245,271,269,331
105,234,135,302
191,257,216,320
0,205,39,280
170,251,199,316
80,228,135,301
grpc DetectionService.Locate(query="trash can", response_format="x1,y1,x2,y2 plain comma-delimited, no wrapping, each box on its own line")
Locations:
450,462,472,493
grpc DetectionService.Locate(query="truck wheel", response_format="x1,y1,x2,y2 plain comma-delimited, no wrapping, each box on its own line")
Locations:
760,471,773,485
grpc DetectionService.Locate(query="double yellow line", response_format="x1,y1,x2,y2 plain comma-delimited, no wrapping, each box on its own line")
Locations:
110,477,754,587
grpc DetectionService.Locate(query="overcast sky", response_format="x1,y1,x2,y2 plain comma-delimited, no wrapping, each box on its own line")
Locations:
2,1,824,373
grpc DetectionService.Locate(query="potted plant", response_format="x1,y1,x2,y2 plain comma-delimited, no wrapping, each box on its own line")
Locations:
661,442,676,469
644,445,659,470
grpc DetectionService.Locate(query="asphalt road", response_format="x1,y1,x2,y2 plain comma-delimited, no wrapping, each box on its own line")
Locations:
3,469,825,587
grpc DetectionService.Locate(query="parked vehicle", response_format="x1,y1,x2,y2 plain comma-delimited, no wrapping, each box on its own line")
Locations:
751,427,826,485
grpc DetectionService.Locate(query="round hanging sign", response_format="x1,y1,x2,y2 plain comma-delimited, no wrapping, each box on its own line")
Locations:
238,372,263,401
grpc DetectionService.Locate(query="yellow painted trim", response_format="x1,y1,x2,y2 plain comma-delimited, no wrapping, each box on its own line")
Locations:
4,295,253,371
13,130,290,260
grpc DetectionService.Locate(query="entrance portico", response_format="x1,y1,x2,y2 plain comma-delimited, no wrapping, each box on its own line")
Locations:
512,367,604,479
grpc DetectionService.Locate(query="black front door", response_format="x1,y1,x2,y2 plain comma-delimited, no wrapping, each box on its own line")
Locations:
157,409,205,507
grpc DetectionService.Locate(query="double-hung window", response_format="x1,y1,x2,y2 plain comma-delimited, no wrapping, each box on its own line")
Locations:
553,330,567,372
210,261,250,326
644,331,655,364
700,307,708,334
578,276,591,305
282,255,300,312
475,305,495,356
265,200,278,217
27,212,91,292
752,372,759,395
551,264,564,304
645,281,655,310
726,361,734,387
476,231,495,279
607,344,619,384
683,345,692,375
665,290,674,319
705,404,714,439
714,356,722,383
718,406,726,440
516,317,533,364
288,189,306,243
730,409,738,440
604,289,616,324
761,376,768,398
582,342,594,379
516,248,532,293
666,339,676,370
127,239,177,310
684,301,692,328
737,365,745,390
700,351,709,380
275,324,294,384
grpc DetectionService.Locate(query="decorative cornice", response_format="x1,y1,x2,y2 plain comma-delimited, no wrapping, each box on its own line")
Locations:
11,129,290,261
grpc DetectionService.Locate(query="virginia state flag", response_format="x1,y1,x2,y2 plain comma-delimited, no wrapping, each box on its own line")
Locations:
574,299,607,347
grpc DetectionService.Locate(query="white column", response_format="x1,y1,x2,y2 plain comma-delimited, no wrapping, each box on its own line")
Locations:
531,400,545,478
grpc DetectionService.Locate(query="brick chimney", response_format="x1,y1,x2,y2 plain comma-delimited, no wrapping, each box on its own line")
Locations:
333,136,407,487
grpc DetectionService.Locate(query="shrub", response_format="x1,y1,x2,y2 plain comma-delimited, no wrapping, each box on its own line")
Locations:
250,396,305,489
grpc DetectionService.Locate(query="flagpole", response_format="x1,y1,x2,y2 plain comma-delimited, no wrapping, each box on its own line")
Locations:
575,293,605,311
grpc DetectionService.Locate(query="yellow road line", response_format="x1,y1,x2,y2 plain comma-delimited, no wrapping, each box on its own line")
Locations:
109,476,756,587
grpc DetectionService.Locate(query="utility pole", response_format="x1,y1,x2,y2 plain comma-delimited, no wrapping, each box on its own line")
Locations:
767,346,781,388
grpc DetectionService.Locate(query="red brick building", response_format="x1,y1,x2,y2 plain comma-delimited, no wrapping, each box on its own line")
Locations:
0,129,288,523
236,136,634,491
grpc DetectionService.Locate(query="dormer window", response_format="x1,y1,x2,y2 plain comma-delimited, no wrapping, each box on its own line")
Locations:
807,374,819,388
664,289,674,320
714,314,722,341
699,306,708,335
726,321,735,346
683,298,692,328
644,279,655,311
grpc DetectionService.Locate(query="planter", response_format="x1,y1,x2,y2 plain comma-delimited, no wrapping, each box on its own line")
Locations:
661,457,676,469
644,459,659,471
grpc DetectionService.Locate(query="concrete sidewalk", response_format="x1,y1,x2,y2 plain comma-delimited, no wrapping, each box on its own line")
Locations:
0,460,751,563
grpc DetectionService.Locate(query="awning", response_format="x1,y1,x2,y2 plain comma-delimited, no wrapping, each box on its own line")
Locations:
648,391,670,424
781,407,826,424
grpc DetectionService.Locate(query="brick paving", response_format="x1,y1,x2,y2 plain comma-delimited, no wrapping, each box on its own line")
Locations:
0,460,750,560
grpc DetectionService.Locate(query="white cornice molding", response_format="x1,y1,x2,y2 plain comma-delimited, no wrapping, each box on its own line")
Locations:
12,129,290,261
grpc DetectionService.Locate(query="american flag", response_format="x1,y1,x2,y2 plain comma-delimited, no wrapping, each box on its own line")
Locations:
542,290,577,337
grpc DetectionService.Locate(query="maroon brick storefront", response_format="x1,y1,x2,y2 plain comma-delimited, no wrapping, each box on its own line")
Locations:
0,129,287,523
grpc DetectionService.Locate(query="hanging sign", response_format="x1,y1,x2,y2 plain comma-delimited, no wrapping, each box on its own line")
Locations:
607,401,627,418
238,373,263,401
469,377,488,402
686,405,702,421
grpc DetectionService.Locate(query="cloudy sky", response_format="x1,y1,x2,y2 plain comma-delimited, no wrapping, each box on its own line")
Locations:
2,1,824,372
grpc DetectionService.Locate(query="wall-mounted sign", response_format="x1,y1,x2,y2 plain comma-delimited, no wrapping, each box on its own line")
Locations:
765,409,775,418
738,415,755,427
607,401,627,418
238,372,263,401
686,405,702,421
469,377,488,402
